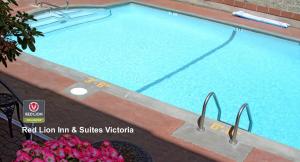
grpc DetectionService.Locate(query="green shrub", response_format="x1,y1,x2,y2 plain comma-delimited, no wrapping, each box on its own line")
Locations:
0,0,43,67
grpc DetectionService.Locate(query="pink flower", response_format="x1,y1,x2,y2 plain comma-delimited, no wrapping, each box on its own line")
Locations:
71,148,83,159
55,148,65,159
66,140,76,147
33,148,43,157
22,140,38,148
89,147,100,157
21,144,40,155
100,156,108,161
117,155,125,162
101,140,111,147
86,157,98,162
82,141,91,148
14,151,32,162
16,150,24,157
44,140,55,147
109,149,118,159
83,146,96,157
63,146,72,155
79,157,90,161
61,134,72,139
15,134,125,162
44,152,55,162
71,136,81,144
58,140,66,148
32,158,44,162
21,147,32,154
41,148,52,156
49,142,59,150
100,148,110,157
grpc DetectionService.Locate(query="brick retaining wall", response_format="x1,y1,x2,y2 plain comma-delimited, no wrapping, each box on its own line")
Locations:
246,0,300,14
210,0,300,20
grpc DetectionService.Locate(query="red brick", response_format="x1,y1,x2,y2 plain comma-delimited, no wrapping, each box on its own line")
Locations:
292,13,300,21
244,3,257,11
280,11,293,18
256,5,268,13
269,8,281,16
223,0,234,6
234,1,245,8
245,148,292,162
211,0,224,3
2,60,75,92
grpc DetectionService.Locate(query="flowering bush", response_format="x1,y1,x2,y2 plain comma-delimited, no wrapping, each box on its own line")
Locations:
14,134,125,162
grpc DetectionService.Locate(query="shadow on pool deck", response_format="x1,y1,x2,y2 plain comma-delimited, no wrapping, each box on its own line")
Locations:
0,72,221,162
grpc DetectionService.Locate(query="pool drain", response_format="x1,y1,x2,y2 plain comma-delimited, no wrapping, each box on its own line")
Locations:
70,87,88,96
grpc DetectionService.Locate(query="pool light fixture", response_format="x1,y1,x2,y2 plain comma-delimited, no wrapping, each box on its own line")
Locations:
70,87,88,96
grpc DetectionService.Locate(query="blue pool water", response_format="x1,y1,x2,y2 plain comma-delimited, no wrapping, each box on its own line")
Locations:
27,4,300,149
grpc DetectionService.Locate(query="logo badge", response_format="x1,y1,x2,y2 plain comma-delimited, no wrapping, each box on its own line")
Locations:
28,102,39,112
23,100,45,123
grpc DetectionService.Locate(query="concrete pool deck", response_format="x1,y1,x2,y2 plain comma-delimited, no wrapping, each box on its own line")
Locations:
2,0,300,161
2,56,297,162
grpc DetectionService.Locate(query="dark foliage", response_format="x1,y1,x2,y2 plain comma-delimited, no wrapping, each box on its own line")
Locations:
0,0,43,67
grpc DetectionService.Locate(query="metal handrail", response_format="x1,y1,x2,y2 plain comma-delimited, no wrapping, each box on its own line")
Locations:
229,103,253,144
198,92,222,131
66,0,69,9
38,0,69,9
40,2,61,8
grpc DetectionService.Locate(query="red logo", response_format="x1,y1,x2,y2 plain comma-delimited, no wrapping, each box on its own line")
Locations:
28,102,39,112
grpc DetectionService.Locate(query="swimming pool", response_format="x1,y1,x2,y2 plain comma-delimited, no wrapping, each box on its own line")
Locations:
27,3,300,149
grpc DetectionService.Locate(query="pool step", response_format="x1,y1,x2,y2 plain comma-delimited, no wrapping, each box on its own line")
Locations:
30,11,66,28
29,8,111,33
30,16,62,28
68,9,106,18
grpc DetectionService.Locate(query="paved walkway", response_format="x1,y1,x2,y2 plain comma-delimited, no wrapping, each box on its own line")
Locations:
0,116,45,161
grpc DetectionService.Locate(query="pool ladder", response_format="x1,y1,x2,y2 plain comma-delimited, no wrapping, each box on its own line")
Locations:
197,92,253,145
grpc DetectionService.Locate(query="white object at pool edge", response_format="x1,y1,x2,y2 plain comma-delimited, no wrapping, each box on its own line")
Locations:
233,11,290,28
70,87,88,95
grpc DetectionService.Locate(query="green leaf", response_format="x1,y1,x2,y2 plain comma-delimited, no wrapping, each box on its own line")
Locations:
1,57,8,67
0,0,44,67
21,38,27,49
28,42,36,52
0,18,4,27
17,36,22,44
